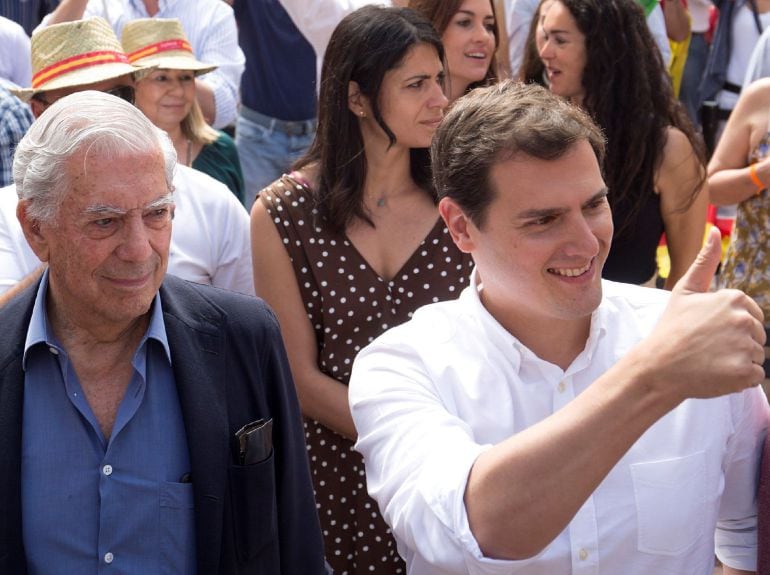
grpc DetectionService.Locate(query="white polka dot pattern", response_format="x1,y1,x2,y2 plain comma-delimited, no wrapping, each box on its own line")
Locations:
261,176,474,574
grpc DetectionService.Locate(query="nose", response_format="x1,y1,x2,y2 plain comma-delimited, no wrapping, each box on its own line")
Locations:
429,81,450,110
539,35,554,60
472,22,492,44
563,213,600,258
115,213,154,262
167,77,185,93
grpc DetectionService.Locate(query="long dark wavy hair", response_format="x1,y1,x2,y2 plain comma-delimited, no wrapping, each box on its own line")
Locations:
408,0,499,93
551,0,706,236
294,5,445,234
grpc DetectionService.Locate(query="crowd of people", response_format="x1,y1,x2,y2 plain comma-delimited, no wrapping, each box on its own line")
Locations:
2,0,770,574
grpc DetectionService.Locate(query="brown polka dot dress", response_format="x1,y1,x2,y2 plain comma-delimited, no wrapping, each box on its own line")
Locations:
260,174,474,574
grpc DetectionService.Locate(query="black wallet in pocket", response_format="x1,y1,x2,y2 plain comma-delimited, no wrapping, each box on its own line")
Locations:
235,418,273,465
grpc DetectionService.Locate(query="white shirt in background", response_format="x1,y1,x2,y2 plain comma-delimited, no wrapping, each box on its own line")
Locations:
0,16,32,88
0,165,254,296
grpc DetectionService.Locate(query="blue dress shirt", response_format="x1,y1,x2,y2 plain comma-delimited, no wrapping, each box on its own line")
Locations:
21,271,196,574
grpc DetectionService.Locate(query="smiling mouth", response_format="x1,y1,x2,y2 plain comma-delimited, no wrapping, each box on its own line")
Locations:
465,51,488,60
547,260,592,277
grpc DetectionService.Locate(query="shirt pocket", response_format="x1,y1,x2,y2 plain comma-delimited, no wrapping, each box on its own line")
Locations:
159,481,196,574
630,451,707,556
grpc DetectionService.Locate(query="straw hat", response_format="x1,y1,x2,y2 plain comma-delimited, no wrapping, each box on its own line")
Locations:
121,19,217,76
12,17,138,102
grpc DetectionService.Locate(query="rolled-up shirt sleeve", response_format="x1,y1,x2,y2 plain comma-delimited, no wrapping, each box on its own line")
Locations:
350,336,518,574
194,7,243,129
715,385,769,572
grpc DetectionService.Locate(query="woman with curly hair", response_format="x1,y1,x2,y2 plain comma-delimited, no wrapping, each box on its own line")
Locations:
409,0,499,102
537,0,708,287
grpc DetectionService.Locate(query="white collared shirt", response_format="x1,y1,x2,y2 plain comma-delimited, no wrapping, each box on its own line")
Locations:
0,165,254,296
350,272,768,574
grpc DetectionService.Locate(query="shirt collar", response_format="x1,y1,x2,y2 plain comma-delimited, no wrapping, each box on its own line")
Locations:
463,267,608,376
128,0,175,14
23,269,171,368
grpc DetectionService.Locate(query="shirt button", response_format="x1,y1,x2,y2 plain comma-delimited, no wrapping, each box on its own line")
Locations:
578,548,588,561
104,552,114,564
102,464,113,476
557,381,567,393
48,347,59,355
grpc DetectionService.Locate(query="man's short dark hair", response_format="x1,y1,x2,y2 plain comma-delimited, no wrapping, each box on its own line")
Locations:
431,80,606,228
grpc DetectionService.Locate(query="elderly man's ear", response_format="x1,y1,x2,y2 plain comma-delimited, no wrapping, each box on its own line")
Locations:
17,201,51,262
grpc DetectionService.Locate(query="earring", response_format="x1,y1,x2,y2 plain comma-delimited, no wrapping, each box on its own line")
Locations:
359,111,366,118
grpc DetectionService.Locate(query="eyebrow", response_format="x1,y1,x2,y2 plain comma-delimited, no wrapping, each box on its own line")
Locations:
516,188,608,220
543,25,572,35
82,193,175,217
456,9,495,18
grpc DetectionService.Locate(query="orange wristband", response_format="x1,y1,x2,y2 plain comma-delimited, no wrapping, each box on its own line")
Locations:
750,163,765,194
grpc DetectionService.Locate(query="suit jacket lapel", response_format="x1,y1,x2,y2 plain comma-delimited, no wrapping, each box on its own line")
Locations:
160,276,230,573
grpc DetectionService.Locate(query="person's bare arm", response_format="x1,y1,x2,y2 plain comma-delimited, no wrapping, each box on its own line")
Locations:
43,0,89,25
0,265,44,308
663,0,690,42
657,126,709,289
251,195,357,439
465,230,766,559
709,80,770,205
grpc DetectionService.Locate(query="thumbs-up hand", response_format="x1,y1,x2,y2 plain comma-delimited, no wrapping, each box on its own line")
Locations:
633,227,766,403
674,227,725,296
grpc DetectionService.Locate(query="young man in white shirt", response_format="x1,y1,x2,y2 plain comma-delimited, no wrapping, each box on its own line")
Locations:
349,80,769,575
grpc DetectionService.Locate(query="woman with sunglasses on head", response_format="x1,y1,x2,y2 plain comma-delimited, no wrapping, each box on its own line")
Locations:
409,0,499,102
122,18,245,204
536,0,708,288
251,6,473,574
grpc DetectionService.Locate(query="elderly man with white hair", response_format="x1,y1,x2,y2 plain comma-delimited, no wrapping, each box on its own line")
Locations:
0,89,325,574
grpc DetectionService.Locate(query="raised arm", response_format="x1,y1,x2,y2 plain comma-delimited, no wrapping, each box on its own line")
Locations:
352,230,766,569
41,0,89,25
466,231,764,558
251,196,357,439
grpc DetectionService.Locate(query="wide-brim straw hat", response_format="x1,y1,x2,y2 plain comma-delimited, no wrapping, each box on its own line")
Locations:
12,17,139,102
121,18,217,76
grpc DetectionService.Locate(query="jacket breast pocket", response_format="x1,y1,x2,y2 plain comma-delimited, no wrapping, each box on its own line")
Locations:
630,451,708,556
228,452,278,563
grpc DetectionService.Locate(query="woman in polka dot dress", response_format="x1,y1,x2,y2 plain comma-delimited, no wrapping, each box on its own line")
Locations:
250,6,474,574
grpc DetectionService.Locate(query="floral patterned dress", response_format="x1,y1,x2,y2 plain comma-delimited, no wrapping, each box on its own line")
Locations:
717,121,770,322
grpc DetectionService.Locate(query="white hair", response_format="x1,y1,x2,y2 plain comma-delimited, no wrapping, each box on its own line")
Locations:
13,90,177,222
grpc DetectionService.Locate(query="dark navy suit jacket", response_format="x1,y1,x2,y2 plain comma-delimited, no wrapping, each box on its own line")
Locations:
0,274,326,574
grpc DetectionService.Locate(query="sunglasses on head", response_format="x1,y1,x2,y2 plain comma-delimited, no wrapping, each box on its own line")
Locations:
32,85,135,109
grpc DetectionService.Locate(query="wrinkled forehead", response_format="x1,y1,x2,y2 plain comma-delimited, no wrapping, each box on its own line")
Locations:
61,147,170,210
